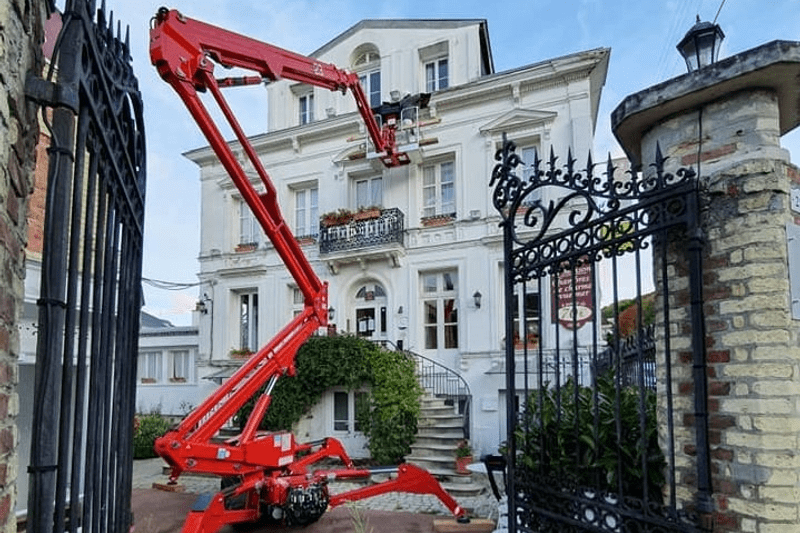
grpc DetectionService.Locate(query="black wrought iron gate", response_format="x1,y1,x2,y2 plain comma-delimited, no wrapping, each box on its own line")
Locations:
25,1,145,532
492,136,712,532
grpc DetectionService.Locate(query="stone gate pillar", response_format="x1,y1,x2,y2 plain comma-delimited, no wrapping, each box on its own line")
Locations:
613,41,800,532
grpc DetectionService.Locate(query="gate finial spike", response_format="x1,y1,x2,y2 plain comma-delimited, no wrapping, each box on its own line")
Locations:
606,152,616,188
654,142,666,169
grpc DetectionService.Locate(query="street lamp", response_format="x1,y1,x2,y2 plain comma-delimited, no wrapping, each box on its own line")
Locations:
677,16,725,73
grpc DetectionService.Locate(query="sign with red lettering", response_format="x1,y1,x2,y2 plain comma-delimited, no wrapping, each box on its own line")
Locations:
551,261,594,330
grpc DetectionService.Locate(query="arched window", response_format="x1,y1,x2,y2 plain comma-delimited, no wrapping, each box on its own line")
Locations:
351,44,381,108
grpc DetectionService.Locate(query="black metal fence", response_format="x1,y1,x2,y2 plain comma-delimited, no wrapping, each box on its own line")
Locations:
492,136,711,532
25,1,145,532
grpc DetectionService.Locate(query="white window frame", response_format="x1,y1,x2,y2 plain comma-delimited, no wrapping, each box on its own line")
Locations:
294,185,318,237
138,351,163,384
512,284,540,350
169,349,193,383
239,199,262,246
358,69,381,109
425,57,449,92
354,175,382,209
291,286,304,319
421,270,459,350
422,159,455,219
237,290,259,352
332,389,369,433
299,92,314,125
519,144,542,206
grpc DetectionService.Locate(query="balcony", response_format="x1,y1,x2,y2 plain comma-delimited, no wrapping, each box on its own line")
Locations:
319,207,404,256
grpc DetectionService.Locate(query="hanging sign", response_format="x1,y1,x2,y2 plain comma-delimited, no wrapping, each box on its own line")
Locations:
551,260,594,330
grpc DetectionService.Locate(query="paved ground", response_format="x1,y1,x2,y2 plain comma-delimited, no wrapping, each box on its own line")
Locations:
131,458,500,533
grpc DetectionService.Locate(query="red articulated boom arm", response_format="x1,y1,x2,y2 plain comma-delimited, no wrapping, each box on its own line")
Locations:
149,7,466,532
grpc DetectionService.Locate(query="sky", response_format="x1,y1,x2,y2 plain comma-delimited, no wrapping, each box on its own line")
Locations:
60,0,800,325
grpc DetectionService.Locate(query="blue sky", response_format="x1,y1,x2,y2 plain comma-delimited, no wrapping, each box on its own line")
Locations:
74,0,800,325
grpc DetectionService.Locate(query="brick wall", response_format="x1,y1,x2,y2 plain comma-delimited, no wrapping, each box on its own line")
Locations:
0,0,44,530
649,89,800,531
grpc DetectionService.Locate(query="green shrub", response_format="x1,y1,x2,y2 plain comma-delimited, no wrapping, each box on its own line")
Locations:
516,370,665,503
235,335,422,465
133,413,171,459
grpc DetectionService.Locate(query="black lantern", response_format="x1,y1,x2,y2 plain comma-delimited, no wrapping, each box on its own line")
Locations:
677,16,725,72
473,291,482,309
328,306,335,321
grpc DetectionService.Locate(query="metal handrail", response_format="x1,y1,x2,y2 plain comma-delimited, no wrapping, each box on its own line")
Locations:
372,340,471,439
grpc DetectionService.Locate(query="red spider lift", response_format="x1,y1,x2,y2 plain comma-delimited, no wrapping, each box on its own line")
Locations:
149,8,467,532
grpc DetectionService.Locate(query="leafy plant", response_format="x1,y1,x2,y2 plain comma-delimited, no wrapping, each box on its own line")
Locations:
516,370,665,503
455,439,472,458
133,413,171,459
235,335,422,464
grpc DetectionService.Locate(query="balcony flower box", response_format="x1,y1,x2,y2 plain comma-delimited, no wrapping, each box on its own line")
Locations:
321,209,354,227
421,213,455,227
140,377,157,384
229,348,254,359
353,206,382,221
235,242,257,253
169,377,187,384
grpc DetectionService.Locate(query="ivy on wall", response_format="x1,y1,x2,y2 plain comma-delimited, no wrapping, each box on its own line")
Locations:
235,335,422,464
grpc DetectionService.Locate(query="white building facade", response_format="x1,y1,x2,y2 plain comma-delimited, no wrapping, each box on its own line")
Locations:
186,19,609,458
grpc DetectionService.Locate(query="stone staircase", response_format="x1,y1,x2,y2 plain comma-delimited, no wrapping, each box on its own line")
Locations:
406,395,484,498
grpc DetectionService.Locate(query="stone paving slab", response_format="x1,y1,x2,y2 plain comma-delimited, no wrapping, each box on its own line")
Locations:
131,458,500,532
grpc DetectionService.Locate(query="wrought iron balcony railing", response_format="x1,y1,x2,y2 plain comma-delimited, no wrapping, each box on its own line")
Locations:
319,207,404,254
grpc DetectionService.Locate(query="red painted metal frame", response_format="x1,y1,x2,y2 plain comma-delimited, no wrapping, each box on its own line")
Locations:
148,8,465,531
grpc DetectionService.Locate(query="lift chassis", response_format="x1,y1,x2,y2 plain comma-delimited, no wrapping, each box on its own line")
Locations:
149,8,467,532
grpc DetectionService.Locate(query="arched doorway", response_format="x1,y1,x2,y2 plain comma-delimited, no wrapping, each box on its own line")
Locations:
352,281,388,342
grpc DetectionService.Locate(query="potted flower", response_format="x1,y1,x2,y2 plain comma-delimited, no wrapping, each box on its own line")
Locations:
229,347,254,359
455,439,473,474
321,208,354,227
353,205,382,221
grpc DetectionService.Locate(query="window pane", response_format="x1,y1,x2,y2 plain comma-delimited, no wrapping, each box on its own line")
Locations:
356,180,369,208
423,166,435,187
440,161,454,184
445,324,458,349
425,62,435,92
424,300,437,324
438,59,448,90
425,325,437,349
369,71,381,108
240,294,250,349
443,299,457,322
423,274,437,293
371,177,382,207
295,189,306,235
334,392,349,431
443,272,455,291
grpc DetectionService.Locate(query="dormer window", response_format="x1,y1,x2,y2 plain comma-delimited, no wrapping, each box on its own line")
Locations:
292,84,315,126
419,41,449,93
299,93,314,125
425,58,448,92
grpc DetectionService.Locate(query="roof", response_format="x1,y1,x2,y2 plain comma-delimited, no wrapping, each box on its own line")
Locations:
310,19,494,76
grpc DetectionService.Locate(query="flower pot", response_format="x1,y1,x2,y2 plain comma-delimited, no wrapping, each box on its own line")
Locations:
455,455,473,475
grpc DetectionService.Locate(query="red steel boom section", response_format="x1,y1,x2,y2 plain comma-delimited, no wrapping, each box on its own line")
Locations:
149,8,466,532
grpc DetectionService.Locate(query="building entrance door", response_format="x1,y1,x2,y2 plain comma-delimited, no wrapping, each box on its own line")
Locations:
353,282,387,341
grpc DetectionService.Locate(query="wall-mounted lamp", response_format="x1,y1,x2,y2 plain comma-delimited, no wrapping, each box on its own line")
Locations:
195,293,212,314
397,305,404,314
677,16,724,73
473,291,482,309
328,306,335,321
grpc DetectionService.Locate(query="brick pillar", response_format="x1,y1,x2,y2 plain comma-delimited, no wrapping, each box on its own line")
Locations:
0,0,44,530
613,42,800,532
